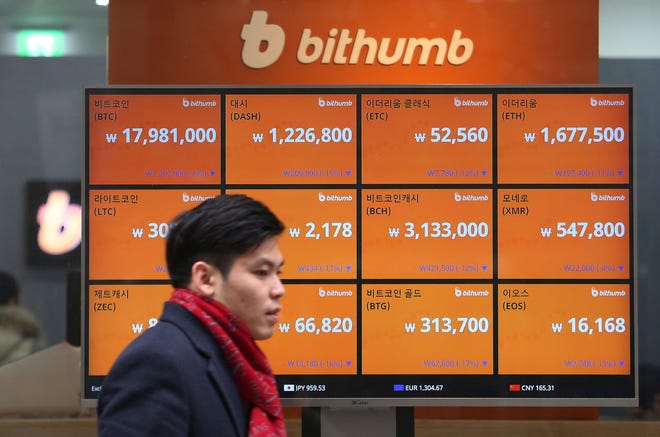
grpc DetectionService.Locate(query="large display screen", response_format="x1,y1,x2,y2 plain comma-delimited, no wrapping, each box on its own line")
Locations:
83,86,636,406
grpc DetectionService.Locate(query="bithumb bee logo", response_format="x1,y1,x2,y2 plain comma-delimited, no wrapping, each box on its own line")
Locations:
454,97,489,107
590,192,626,201
182,97,217,108
36,190,81,255
590,97,625,107
318,192,353,202
241,10,473,69
454,191,489,202
182,193,216,203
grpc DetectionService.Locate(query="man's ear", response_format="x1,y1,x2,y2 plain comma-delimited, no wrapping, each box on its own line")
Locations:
189,261,221,298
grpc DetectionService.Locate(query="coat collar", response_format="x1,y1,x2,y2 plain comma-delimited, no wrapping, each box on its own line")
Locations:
161,302,248,436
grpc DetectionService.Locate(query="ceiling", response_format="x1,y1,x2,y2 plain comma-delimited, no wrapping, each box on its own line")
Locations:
0,0,106,27
0,0,107,56
0,1,659,58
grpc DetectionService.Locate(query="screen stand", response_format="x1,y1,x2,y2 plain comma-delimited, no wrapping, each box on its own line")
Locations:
302,407,414,437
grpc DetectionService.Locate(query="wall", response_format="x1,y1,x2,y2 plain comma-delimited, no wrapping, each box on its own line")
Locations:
0,56,106,345
599,59,660,368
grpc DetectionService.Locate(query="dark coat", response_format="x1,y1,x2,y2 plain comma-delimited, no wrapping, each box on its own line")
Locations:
98,302,248,436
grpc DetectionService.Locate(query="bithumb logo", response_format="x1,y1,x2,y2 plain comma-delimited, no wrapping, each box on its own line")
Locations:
590,192,626,202
590,97,625,107
318,287,353,297
318,192,353,202
241,10,473,69
182,193,216,203
454,191,489,202
591,287,626,297
318,97,353,108
182,97,217,108
36,190,81,255
454,97,489,107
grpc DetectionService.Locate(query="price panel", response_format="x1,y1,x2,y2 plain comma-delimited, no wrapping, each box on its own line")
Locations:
361,94,492,183
228,189,357,280
88,189,219,280
224,94,356,184
498,284,630,374
88,284,172,375
88,94,221,185
260,284,357,375
361,284,493,374
362,189,492,279
498,188,629,279
84,86,635,405
497,93,629,184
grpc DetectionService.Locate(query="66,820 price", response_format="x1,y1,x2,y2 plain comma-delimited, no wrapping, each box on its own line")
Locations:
278,317,354,335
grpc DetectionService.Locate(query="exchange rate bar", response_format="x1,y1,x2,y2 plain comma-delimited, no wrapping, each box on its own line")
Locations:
497,93,630,184
88,94,221,185
361,93,493,184
224,94,357,184
498,283,630,375
361,283,493,374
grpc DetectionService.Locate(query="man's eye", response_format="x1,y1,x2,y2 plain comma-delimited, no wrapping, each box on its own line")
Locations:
254,270,269,276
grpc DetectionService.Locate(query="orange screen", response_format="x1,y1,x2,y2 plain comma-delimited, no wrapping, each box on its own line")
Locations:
84,86,634,404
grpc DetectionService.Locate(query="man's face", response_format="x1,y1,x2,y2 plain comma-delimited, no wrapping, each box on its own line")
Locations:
212,236,285,340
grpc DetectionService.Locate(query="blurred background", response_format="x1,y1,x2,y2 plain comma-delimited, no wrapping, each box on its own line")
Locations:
0,0,658,419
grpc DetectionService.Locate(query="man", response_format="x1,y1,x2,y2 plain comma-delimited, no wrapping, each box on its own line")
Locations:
0,271,45,366
98,194,287,437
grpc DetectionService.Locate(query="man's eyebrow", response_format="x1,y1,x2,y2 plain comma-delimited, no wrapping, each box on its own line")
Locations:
251,258,285,269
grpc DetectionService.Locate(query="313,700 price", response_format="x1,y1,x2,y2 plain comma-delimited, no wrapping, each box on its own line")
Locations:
403,317,490,334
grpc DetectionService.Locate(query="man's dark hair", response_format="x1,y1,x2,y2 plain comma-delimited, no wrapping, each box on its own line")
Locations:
166,194,284,288
0,271,19,306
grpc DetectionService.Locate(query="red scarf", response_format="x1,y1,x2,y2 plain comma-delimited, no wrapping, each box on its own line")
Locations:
169,288,286,437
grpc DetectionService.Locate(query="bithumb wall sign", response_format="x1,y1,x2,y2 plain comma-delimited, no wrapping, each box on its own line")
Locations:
107,0,598,85
240,11,473,68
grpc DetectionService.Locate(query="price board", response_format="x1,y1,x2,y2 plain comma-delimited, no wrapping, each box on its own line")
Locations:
83,86,635,406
